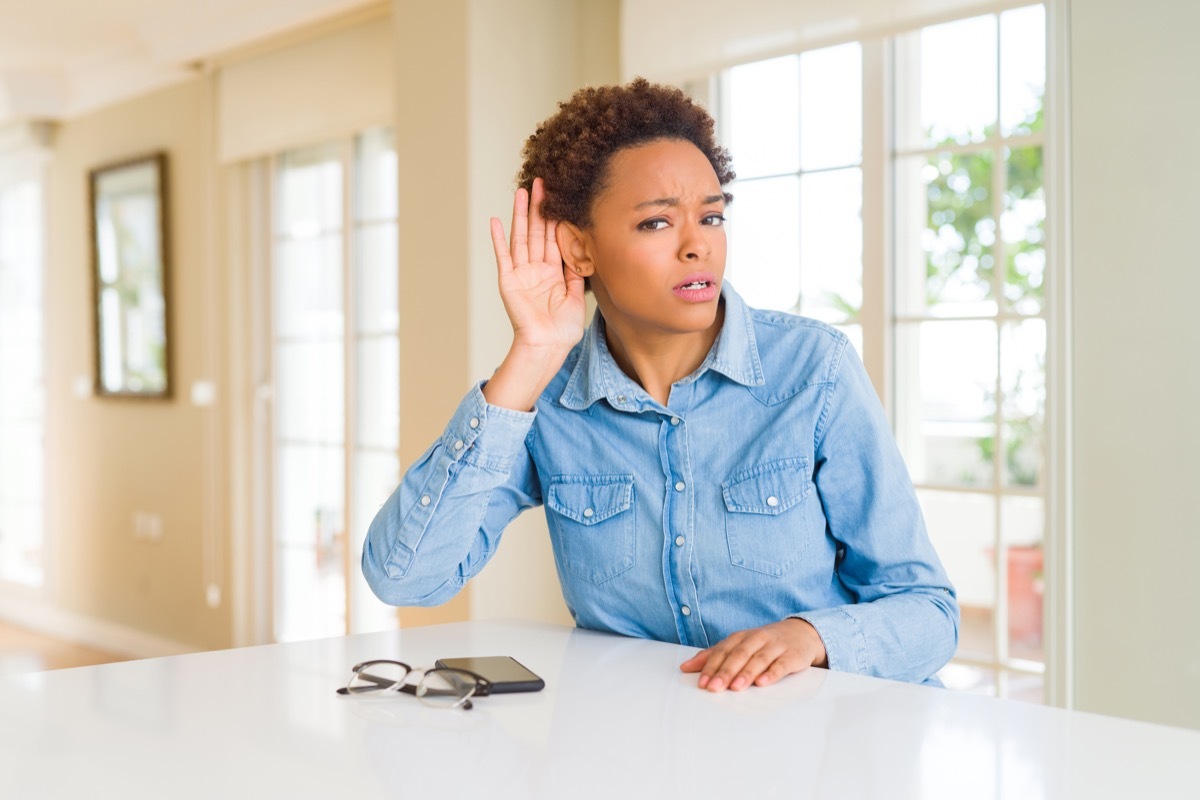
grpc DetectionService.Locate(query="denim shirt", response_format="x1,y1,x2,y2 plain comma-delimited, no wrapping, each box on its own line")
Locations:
363,284,959,683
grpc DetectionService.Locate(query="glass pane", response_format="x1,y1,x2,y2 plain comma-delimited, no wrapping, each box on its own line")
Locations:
725,56,799,179
1003,146,1046,315
275,544,345,643
356,223,398,334
0,178,44,589
800,43,862,170
276,341,344,443
1000,5,1046,137
275,235,342,339
726,176,800,311
0,503,42,586
357,337,399,450
351,451,401,634
896,15,998,150
277,144,342,237
896,151,997,317
838,324,864,366
1001,319,1045,488
896,321,997,488
1002,670,1044,704
1002,495,1044,663
918,489,996,660
275,443,344,549
355,127,398,221
799,168,862,324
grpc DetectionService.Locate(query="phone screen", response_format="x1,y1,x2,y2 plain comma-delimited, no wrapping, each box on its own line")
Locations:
434,656,545,693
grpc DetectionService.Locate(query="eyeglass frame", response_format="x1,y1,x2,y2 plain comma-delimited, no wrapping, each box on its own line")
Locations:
336,659,494,710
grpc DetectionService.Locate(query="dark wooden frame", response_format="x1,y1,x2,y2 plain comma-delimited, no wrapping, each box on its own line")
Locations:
88,152,172,399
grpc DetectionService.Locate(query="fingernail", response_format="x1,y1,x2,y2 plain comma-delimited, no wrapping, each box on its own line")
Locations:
709,677,724,691
731,677,746,690
697,675,709,687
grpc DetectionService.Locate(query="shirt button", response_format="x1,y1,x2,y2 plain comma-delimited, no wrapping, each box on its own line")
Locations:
674,481,685,492
420,495,431,506
681,606,691,616
670,417,680,426
583,508,594,518
766,495,779,507
615,395,627,404
675,535,685,546
469,417,479,429
454,440,464,451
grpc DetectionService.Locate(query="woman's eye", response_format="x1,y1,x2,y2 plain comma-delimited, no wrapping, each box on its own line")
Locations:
702,214,726,227
638,218,669,231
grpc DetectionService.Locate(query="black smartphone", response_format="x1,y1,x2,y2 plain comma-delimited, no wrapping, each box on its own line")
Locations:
434,656,545,694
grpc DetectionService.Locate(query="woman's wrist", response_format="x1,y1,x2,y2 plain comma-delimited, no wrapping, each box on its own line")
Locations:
482,342,574,412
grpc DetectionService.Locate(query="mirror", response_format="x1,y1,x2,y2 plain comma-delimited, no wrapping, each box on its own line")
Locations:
89,153,171,398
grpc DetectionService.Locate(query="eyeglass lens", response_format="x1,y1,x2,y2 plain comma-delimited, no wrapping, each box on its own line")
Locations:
345,662,480,709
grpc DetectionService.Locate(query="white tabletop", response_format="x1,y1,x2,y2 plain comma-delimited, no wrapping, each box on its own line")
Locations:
2,619,1197,799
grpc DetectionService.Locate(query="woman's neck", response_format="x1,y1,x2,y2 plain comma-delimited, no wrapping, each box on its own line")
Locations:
601,301,725,407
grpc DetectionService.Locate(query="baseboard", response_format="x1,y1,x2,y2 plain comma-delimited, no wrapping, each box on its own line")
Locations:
0,596,199,660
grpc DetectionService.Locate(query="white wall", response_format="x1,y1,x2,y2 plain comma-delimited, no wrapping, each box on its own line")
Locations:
1069,0,1200,729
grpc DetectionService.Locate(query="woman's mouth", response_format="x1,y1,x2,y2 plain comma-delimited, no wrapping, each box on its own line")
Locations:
673,275,720,302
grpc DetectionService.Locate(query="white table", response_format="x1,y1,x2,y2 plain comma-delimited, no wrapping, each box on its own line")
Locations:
2,620,1197,799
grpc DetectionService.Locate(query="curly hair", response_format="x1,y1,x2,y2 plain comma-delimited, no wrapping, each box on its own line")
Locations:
517,78,735,227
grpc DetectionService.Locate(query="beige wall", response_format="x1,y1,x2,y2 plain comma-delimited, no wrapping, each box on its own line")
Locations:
30,12,397,654
391,0,619,628
46,76,231,651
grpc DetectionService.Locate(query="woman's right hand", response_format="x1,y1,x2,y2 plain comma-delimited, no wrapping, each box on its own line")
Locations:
482,178,587,411
489,177,587,354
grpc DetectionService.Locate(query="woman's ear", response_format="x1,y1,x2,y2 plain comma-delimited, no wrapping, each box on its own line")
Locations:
556,221,594,278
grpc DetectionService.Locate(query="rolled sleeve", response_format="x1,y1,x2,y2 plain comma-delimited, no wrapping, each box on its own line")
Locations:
362,382,538,606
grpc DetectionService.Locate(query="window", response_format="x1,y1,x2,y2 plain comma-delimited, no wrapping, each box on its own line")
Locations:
270,128,398,641
719,44,865,357
0,167,45,589
716,4,1048,700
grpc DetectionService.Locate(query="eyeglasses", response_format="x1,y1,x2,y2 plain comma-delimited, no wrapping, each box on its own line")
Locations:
336,660,493,710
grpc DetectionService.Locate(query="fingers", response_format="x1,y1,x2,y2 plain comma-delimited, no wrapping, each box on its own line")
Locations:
544,218,561,268
699,636,786,692
490,217,513,277
528,178,546,264
510,187,529,266
688,621,822,693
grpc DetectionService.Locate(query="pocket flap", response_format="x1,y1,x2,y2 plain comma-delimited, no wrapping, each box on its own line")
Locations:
546,476,634,525
722,457,811,515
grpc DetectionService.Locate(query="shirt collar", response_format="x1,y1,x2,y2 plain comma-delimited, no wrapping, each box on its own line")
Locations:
559,281,765,411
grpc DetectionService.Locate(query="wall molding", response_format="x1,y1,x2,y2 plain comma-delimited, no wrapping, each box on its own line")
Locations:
0,597,199,660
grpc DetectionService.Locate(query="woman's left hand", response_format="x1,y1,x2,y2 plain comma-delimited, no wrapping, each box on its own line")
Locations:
679,618,829,692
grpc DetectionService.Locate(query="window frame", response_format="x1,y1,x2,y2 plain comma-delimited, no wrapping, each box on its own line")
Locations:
704,1,1062,703
0,144,50,597
264,128,400,643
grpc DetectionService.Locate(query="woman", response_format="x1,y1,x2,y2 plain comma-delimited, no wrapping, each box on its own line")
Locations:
364,79,958,691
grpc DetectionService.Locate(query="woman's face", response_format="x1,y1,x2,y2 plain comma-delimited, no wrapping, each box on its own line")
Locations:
571,138,728,342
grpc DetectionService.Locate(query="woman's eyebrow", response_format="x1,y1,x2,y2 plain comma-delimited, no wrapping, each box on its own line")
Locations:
633,194,727,210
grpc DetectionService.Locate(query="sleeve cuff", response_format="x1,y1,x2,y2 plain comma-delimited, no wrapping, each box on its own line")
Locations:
440,382,537,471
789,607,868,675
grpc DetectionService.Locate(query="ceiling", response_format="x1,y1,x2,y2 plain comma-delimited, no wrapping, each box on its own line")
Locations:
0,0,376,126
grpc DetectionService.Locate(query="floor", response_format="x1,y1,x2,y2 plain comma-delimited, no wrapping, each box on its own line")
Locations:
0,620,130,674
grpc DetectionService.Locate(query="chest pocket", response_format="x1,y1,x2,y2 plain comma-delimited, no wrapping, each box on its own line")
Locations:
546,475,636,585
722,457,815,577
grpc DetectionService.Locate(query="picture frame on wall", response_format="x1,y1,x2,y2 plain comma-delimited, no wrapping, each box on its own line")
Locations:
88,152,171,399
